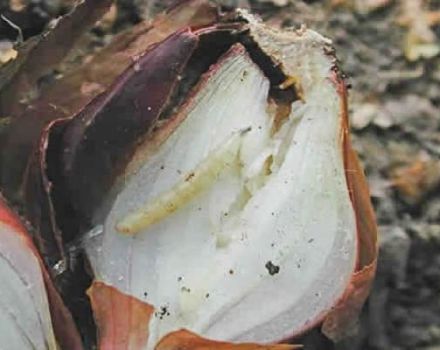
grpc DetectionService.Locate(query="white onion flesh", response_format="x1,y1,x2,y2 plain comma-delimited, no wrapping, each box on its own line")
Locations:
85,36,357,348
0,223,57,349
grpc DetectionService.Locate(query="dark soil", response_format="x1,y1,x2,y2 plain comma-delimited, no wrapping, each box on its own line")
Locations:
1,1,439,349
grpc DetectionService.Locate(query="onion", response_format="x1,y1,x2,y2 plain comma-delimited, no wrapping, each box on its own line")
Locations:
0,2,376,349
55,9,377,349
0,197,82,349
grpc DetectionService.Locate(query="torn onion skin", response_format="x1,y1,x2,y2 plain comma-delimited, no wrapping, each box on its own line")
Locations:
0,196,83,350
88,281,155,350
76,8,377,350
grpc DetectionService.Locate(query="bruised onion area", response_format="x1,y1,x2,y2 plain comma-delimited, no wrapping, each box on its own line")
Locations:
82,13,359,348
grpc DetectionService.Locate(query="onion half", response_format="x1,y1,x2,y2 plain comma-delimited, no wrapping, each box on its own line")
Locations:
53,7,378,350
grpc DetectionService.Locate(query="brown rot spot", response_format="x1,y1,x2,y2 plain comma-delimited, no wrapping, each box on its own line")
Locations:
265,261,280,275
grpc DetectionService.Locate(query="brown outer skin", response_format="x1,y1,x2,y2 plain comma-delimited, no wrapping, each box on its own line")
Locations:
88,281,300,350
321,72,378,340
87,282,155,350
0,196,83,350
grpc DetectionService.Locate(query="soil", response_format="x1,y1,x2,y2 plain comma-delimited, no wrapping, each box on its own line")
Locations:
1,1,439,349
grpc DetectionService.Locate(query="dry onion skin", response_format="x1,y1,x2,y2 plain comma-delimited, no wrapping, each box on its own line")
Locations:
52,7,378,350
0,197,82,349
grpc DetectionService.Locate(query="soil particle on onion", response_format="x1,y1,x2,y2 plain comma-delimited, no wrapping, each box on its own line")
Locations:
155,305,170,320
265,260,280,275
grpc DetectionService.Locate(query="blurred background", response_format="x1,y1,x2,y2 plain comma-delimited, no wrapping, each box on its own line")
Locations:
1,0,439,349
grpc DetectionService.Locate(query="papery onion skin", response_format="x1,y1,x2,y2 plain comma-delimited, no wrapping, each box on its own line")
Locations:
0,196,83,350
88,281,155,350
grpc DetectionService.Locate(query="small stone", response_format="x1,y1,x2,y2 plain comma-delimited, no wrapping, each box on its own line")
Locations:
265,261,280,275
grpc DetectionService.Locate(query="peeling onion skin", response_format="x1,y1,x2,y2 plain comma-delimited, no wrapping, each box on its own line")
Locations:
321,73,378,341
81,13,377,350
0,196,83,350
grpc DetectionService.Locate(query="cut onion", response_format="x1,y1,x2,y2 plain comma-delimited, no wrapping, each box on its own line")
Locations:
73,10,377,349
